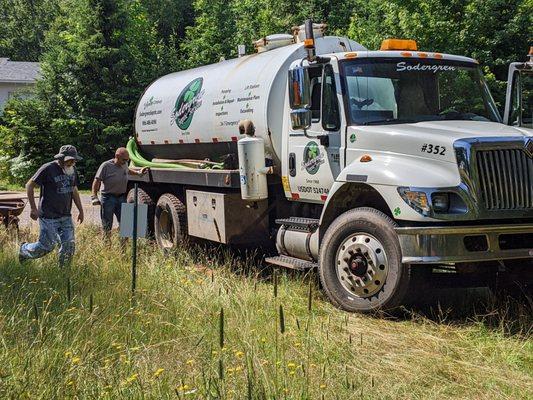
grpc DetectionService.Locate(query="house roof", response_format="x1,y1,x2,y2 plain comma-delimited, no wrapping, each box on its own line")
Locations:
0,58,41,83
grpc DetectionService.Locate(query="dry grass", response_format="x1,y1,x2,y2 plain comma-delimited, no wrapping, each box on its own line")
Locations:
0,226,531,399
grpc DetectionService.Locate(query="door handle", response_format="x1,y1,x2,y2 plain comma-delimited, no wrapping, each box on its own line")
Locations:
289,153,296,177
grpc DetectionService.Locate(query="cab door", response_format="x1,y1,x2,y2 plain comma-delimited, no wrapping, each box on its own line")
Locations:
503,61,532,128
286,63,342,203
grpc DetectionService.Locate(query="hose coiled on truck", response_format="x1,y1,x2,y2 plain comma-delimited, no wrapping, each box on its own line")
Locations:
126,137,224,170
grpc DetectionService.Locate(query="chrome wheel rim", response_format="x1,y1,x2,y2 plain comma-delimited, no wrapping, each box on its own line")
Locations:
335,233,389,298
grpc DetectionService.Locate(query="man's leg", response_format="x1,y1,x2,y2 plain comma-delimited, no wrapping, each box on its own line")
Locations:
100,194,114,235
115,195,127,248
114,195,126,228
57,216,75,267
19,218,58,262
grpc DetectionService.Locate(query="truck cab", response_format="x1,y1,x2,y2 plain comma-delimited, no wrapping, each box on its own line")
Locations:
277,37,533,312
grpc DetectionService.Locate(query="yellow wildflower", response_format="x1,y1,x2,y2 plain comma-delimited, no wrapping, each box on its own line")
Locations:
234,351,244,358
287,362,297,369
186,359,194,365
177,384,190,391
126,373,138,384
66,380,75,386
71,357,81,364
153,368,165,378
319,383,327,389
64,351,72,358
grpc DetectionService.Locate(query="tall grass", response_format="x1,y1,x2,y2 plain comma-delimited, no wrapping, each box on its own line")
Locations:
0,226,531,399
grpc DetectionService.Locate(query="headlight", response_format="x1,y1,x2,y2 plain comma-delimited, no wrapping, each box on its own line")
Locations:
431,193,450,213
398,188,430,216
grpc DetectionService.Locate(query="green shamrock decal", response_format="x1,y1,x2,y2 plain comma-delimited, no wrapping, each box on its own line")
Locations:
173,77,204,130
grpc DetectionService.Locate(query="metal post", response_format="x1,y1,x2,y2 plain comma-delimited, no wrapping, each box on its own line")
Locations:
132,183,138,299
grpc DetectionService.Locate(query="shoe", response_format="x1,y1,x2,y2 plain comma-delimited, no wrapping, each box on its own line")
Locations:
19,242,27,264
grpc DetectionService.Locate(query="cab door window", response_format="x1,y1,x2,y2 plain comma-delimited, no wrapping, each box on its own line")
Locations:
322,64,340,130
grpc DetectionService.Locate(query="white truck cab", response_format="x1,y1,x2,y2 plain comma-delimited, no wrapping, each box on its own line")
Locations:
129,22,533,313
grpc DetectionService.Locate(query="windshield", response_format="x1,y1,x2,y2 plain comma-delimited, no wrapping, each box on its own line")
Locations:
341,58,502,125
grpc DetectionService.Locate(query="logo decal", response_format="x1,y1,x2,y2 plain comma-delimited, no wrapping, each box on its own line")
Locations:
143,96,162,109
172,77,204,130
301,141,325,175
396,62,456,73
524,138,533,158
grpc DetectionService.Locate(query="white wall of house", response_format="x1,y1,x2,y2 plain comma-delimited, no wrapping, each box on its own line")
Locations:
0,82,36,113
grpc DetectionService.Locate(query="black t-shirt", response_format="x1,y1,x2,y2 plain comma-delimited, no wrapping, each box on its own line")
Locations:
32,161,79,219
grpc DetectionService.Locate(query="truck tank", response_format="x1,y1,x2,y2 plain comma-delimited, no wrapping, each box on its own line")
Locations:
134,35,365,169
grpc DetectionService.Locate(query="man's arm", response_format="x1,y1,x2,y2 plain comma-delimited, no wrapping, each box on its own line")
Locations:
91,178,102,205
128,166,149,176
72,187,84,223
92,178,101,197
26,180,39,221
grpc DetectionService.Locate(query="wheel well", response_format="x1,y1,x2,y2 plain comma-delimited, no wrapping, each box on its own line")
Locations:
319,183,392,240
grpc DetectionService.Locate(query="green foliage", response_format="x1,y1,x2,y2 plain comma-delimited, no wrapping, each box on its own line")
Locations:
0,0,59,61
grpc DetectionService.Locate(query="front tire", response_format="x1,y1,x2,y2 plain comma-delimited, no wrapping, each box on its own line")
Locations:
319,207,411,313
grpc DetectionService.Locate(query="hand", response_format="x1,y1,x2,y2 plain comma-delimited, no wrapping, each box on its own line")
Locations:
91,195,101,206
77,210,84,224
30,208,39,221
140,167,150,175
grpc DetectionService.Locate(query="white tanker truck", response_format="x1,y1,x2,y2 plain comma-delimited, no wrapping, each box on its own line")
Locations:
127,21,533,312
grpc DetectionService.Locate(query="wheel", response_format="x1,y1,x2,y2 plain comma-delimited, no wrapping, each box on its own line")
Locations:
319,207,412,313
154,193,187,251
127,187,155,236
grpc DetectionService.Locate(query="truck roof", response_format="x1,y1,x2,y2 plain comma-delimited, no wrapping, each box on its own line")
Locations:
333,50,478,65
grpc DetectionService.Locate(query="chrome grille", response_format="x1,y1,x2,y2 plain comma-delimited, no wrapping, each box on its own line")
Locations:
476,149,533,210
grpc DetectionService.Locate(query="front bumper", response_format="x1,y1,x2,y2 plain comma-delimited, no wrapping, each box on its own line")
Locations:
396,223,533,264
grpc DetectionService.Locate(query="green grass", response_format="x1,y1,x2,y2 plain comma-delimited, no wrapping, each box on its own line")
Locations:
0,227,531,399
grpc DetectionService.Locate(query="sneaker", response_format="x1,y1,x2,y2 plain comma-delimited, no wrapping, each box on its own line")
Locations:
18,242,28,264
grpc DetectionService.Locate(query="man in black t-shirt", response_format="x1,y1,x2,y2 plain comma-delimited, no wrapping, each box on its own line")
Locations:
19,145,85,267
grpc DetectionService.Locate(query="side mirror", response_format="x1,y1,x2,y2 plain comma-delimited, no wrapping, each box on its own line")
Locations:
288,67,311,109
290,109,312,130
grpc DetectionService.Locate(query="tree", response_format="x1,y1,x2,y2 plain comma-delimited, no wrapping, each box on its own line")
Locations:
0,0,59,61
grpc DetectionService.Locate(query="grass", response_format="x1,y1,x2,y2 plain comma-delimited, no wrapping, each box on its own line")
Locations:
0,226,531,399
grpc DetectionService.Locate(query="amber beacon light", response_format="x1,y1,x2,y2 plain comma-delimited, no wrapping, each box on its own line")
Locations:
380,39,418,51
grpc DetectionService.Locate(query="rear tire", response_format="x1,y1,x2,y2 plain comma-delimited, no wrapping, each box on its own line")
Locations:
154,193,187,251
319,207,412,313
127,187,155,236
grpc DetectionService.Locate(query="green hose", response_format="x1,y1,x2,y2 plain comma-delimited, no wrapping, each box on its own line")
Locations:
126,137,224,170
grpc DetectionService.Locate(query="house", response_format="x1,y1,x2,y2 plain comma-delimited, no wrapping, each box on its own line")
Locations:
0,58,41,114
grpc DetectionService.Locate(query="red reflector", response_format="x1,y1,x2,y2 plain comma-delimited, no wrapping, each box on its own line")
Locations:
320,194,328,201
212,138,218,143
179,139,184,144
291,193,300,200
164,140,169,144
194,139,200,144
150,141,155,145
231,136,238,142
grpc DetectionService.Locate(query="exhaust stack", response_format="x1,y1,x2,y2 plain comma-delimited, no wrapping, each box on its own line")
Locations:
304,19,316,61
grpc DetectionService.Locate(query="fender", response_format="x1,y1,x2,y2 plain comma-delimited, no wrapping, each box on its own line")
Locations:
319,153,461,235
